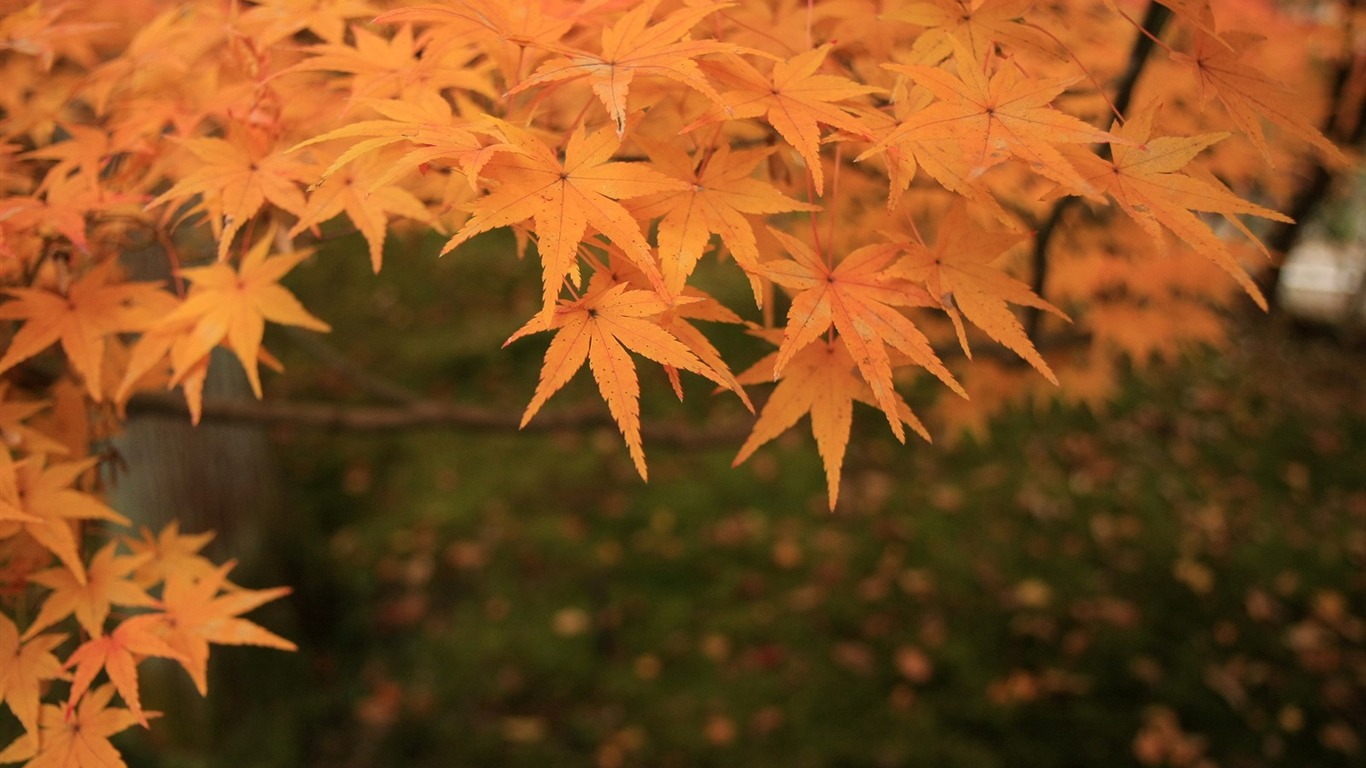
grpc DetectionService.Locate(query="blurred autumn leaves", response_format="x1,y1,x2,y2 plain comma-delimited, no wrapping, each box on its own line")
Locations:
254,314,1366,768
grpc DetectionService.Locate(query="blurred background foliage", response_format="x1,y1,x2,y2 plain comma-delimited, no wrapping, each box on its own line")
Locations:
113,229,1366,768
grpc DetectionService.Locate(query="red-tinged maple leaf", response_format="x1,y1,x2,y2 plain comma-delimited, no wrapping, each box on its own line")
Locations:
1172,29,1348,166
505,279,739,480
0,453,127,585
119,563,294,696
0,260,165,400
21,542,156,640
690,45,881,191
65,618,187,728
507,0,736,136
734,337,929,510
289,150,431,272
630,140,817,298
121,522,219,589
153,227,330,399
891,202,1068,382
1064,106,1292,309
443,124,687,320
147,135,312,261
759,228,964,442
862,47,1119,198
0,684,145,768
886,0,1062,65
0,613,65,742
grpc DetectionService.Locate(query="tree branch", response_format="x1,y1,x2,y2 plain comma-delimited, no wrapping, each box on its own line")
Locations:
124,391,755,449
1025,1,1172,340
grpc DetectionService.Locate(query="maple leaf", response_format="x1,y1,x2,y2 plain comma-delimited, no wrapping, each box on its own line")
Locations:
505,279,740,480
507,0,736,136
0,260,165,400
0,384,67,456
0,684,144,768
442,124,687,320
64,618,187,728
862,47,1118,198
887,0,1062,65
630,140,817,298
734,337,929,510
0,454,128,585
586,250,753,404
375,0,591,88
891,202,1068,382
691,45,881,190
21,542,156,640
1064,106,1292,309
239,0,378,46
147,135,312,262
289,150,431,272
760,228,964,442
0,613,65,742
286,23,494,103
153,227,330,399
119,563,294,696
288,92,501,195
1172,29,1348,166
121,522,219,589
0,2,108,71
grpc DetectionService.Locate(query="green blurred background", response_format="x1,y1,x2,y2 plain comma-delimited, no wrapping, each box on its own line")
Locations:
114,229,1366,768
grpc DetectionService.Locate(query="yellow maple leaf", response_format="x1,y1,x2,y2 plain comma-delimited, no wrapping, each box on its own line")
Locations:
152,226,330,399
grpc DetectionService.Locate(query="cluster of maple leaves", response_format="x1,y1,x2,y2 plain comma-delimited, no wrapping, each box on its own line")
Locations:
0,0,1353,764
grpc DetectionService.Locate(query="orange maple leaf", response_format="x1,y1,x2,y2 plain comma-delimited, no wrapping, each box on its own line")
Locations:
289,150,431,272
1064,106,1292,309
21,542,155,640
0,684,145,768
285,23,494,103
147,135,312,261
1172,29,1348,166
121,522,219,588
0,260,164,400
288,92,502,196
64,618,187,728
863,47,1118,197
240,0,378,46
891,202,1068,382
442,124,686,320
734,337,929,510
152,227,330,399
0,384,67,456
887,0,1062,65
630,140,817,298
759,228,964,442
0,453,128,585
691,44,880,191
119,563,294,696
0,613,65,742
507,0,736,136
505,277,740,480
374,0,590,88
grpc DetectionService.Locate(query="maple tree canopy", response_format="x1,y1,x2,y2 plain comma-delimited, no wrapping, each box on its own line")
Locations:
0,0,1356,764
